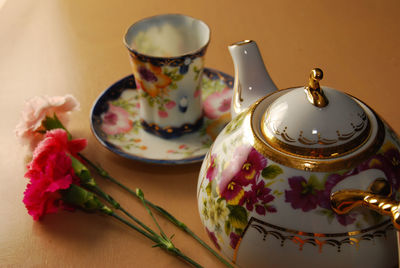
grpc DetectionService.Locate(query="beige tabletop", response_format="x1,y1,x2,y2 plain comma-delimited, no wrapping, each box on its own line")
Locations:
1,0,400,267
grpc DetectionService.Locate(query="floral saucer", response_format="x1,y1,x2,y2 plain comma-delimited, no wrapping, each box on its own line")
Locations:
91,68,233,164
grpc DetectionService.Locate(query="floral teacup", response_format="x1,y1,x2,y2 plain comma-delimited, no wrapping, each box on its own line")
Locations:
124,14,210,139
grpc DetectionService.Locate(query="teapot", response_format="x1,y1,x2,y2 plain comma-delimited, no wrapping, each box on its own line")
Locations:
197,40,400,267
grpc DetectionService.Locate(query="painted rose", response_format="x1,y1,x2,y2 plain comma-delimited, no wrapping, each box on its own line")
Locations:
101,103,133,135
15,95,79,150
158,110,168,118
165,100,176,109
130,56,172,98
203,88,232,119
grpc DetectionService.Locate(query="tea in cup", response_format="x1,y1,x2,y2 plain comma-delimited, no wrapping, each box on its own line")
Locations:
124,14,210,138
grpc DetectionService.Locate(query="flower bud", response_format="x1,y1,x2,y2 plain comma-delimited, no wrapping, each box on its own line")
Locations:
136,188,144,200
69,155,96,186
62,184,105,212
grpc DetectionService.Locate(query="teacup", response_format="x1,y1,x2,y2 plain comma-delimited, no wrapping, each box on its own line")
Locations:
124,14,210,139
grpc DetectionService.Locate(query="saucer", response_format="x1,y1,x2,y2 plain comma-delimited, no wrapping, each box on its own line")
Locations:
91,68,234,164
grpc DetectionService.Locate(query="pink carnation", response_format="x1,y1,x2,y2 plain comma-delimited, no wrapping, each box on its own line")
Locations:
15,95,79,150
27,129,87,176
23,152,76,220
24,129,86,220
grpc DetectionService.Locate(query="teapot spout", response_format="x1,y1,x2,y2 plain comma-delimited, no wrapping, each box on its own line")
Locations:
228,40,278,117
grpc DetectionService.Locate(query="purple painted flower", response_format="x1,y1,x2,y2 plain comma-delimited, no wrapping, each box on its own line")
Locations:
234,148,267,186
229,232,241,249
317,169,373,226
285,176,320,212
205,228,220,250
255,204,276,215
219,146,267,205
138,66,158,82
239,180,276,215
219,177,245,205
317,173,347,210
336,213,357,226
206,154,217,181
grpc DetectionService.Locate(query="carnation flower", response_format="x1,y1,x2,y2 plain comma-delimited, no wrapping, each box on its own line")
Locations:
15,95,79,150
23,129,87,220
17,94,233,268
23,152,77,220
26,129,87,177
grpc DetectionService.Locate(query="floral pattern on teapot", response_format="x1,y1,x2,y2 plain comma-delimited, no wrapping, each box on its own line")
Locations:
197,110,400,254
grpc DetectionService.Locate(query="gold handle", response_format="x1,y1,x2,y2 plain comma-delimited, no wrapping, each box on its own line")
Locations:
331,178,400,230
305,68,329,108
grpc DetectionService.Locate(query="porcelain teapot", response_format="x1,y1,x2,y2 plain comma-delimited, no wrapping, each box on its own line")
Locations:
197,40,400,267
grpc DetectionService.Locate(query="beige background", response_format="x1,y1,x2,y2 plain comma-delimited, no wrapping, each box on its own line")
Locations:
1,0,400,267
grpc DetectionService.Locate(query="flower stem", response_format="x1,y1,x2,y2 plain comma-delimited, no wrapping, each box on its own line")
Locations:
108,211,159,243
88,184,159,238
109,212,203,268
136,188,167,239
169,247,204,268
79,154,234,268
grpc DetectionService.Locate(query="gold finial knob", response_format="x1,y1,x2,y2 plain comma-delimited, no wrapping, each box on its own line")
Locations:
305,68,329,108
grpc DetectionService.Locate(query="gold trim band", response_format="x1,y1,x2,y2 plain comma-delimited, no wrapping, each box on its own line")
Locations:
260,118,371,159
251,92,386,172
233,217,393,263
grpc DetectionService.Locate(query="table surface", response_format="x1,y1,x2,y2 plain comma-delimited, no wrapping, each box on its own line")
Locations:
1,0,400,267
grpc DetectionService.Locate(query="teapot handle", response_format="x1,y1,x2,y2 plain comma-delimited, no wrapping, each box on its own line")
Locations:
330,178,400,230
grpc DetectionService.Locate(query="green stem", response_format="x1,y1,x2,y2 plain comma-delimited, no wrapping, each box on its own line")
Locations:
147,203,234,268
109,211,159,244
137,189,168,239
88,184,159,238
109,212,203,268
169,247,203,268
79,153,234,268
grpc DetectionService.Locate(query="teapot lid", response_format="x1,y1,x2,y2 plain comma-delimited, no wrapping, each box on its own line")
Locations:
252,68,384,171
